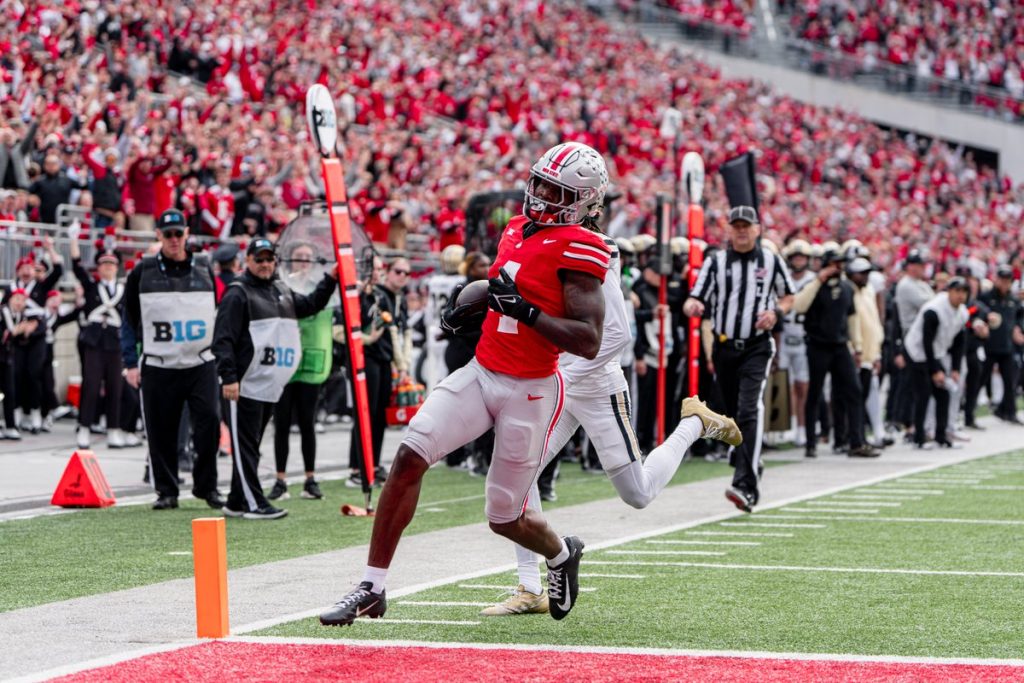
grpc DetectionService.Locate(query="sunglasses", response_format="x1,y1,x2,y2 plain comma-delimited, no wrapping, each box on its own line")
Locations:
253,255,276,264
162,229,184,239
391,268,410,276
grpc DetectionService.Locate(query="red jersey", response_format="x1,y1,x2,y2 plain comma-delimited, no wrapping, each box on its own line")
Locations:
476,215,611,379
199,186,235,238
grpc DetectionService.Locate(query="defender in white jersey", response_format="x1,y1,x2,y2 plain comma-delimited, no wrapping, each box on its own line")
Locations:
779,240,816,447
480,235,742,616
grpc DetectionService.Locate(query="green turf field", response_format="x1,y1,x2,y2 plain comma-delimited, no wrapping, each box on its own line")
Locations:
0,458,738,612
260,452,1024,660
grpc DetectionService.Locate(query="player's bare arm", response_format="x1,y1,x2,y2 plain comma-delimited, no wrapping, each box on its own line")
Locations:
532,269,605,359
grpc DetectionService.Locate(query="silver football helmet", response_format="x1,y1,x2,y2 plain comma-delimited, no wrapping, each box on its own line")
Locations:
524,142,609,225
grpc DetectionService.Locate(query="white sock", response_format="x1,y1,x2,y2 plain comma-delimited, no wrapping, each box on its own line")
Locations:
362,565,388,594
515,544,543,595
547,538,570,567
640,416,703,496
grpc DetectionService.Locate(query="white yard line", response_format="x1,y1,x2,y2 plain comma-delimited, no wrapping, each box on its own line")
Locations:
686,530,794,538
646,540,761,546
457,584,598,593
803,501,902,508
762,514,1024,525
397,601,493,608
866,487,945,494
783,508,880,515
225,636,1024,667
356,618,480,626
583,560,1024,578
605,549,727,557
579,573,645,579
831,494,921,501
971,485,1024,491
716,528,827,532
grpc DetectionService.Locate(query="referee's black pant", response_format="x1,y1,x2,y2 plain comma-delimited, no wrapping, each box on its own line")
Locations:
910,362,949,446
805,342,864,450
141,362,220,500
226,396,274,512
712,336,774,494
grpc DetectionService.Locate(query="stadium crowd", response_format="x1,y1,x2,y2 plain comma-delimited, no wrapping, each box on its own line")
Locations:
2,0,1024,504
782,1,1024,107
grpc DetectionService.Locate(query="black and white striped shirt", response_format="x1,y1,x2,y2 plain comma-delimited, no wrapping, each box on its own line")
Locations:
691,246,795,340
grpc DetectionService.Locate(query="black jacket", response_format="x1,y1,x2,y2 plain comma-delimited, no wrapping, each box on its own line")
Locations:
29,173,88,224
804,277,855,345
979,288,1023,355
212,270,336,385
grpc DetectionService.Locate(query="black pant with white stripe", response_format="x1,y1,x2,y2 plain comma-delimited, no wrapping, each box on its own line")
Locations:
712,337,774,494
141,362,220,499
226,396,275,512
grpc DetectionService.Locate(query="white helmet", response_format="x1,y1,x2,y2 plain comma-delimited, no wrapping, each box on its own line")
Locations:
525,142,609,225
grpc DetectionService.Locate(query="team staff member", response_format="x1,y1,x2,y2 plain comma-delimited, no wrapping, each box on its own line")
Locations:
847,258,886,447
779,240,816,447
70,229,127,450
122,209,224,511
684,205,795,513
890,251,933,431
903,278,969,447
979,265,1024,424
213,238,337,519
793,249,879,459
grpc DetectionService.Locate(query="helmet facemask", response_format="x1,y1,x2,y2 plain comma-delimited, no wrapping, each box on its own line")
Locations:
524,174,600,226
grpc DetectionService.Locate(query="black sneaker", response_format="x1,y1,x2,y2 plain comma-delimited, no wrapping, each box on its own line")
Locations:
374,466,388,485
546,536,584,621
539,488,558,502
152,496,178,510
194,489,226,509
725,486,756,513
804,448,817,459
268,479,290,501
301,477,324,499
345,474,363,489
849,445,881,458
242,505,288,520
222,506,245,518
320,581,387,626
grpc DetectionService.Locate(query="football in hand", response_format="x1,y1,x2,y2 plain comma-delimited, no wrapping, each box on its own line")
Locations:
454,279,490,314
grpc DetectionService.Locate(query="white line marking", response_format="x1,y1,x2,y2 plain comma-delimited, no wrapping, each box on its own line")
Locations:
783,508,880,515
417,493,484,507
902,479,980,485
832,494,922,501
579,573,646,579
457,584,597,593
605,549,727,557
720,522,826,529
397,601,493,608
421,508,446,513
646,540,762,546
584,560,1024,578
868,487,945,494
972,485,1024,491
804,501,902,508
358,618,481,626
762,514,1024,525
166,551,192,556
225,636,1024,667
686,530,794,538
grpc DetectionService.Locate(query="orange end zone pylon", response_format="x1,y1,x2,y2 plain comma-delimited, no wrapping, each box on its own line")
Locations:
682,152,706,398
192,517,229,638
50,450,116,508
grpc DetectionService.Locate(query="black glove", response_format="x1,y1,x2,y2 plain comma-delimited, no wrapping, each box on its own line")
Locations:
487,267,541,326
440,284,486,336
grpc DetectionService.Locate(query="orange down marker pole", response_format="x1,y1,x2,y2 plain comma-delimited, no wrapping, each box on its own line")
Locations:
192,517,229,638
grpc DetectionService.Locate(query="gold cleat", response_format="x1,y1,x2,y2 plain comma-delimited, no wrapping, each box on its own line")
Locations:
681,397,743,447
479,585,549,616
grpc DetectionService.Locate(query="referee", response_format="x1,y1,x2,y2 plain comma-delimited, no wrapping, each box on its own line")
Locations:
683,206,795,512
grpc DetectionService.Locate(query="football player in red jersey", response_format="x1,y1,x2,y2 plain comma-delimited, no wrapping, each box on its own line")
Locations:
321,143,613,625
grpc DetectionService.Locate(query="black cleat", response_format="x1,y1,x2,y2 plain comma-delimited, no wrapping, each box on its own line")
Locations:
320,582,387,626
725,486,756,513
268,479,290,501
152,496,178,510
301,477,323,500
546,536,584,621
194,489,226,509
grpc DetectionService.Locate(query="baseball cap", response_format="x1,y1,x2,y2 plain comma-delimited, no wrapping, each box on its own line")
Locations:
728,205,758,225
905,250,926,265
995,264,1014,279
846,257,872,275
157,209,187,232
947,276,969,292
247,238,275,256
213,242,241,264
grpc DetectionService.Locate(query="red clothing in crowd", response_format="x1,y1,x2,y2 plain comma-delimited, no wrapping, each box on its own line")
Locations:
199,185,235,238
126,158,172,216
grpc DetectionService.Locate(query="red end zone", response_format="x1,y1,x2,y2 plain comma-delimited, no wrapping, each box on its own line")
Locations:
51,641,1024,683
